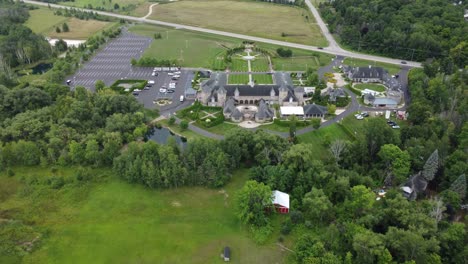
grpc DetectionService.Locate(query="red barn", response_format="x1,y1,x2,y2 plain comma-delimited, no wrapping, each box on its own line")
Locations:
273,190,290,214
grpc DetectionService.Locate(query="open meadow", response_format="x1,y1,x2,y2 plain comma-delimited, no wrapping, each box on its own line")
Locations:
25,8,113,39
58,0,148,15
129,24,333,71
0,167,288,263
149,0,327,46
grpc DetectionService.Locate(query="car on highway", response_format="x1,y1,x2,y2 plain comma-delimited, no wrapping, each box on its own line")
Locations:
401,61,407,64
318,47,323,50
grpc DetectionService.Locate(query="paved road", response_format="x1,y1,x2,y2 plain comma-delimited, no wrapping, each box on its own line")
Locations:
23,0,421,68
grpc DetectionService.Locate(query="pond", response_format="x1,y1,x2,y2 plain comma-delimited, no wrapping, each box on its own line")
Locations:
31,63,53,74
147,127,187,148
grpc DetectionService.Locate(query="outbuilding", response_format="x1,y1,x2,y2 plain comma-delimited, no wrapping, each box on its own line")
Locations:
273,190,290,214
280,106,304,117
223,246,231,262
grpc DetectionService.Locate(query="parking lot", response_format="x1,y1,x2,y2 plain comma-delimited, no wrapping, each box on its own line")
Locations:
67,29,196,110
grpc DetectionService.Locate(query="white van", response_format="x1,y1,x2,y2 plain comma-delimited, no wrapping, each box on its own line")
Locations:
180,95,184,102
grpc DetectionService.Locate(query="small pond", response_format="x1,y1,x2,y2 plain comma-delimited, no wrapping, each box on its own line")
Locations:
31,63,53,74
147,127,187,148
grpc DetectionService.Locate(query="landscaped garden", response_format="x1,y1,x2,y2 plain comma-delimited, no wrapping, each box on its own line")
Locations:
110,79,147,94
129,24,333,71
252,74,274,84
228,74,250,84
354,83,387,92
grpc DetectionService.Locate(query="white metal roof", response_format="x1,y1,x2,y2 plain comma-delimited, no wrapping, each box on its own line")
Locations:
280,106,304,116
401,186,413,194
273,190,290,209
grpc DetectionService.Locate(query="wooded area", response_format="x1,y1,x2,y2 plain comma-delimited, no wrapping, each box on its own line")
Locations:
320,0,468,65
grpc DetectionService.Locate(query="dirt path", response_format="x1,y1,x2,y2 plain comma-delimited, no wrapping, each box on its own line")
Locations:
142,3,158,19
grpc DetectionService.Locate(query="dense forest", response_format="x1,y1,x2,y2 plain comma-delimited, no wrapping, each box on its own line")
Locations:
319,0,468,65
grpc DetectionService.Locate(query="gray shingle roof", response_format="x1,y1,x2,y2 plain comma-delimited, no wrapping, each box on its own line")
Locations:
303,104,328,115
351,66,386,79
256,99,274,119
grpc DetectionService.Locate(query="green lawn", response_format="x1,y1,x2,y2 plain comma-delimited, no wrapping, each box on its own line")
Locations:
228,74,250,84
157,119,206,140
149,0,327,46
273,55,331,72
343,58,402,75
252,74,274,84
1,167,288,263
354,83,386,92
230,58,249,72
251,57,271,72
195,122,240,136
129,24,334,70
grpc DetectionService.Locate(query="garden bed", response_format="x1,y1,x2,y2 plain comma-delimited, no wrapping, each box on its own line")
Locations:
110,79,147,94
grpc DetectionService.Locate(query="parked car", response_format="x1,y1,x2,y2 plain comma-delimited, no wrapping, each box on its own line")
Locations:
401,61,407,64
361,112,369,117
392,125,400,129
134,89,141,92
180,95,184,102
168,72,174,76
144,86,150,90
356,115,364,120
151,72,156,76
159,88,167,93
66,80,72,85
132,91,139,96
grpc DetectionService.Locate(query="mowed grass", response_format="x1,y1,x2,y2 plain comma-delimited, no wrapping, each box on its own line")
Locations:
150,0,327,46
129,24,334,71
25,7,113,39
230,58,249,72
59,0,147,14
1,167,288,263
343,57,402,75
354,83,386,92
253,74,274,84
228,74,250,84
251,57,271,72
24,8,69,34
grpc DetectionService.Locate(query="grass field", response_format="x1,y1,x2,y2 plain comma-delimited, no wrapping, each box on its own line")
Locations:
228,74,250,84
59,0,147,14
343,58,402,75
251,57,271,72
253,74,274,84
24,8,69,34
1,167,288,263
194,122,240,135
354,83,386,92
150,0,327,46
230,58,249,72
129,24,333,71
25,8,113,39
47,18,112,40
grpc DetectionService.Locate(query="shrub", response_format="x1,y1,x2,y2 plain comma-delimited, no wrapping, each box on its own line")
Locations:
290,210,304,224
311,118,321,129
281,220,292,235
305,220,313,229
180,120,189,131
168,116,176,125
250,224,273,245
7,168,15,177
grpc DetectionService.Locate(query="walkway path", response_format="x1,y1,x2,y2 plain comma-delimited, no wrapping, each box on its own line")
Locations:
142,3,158,19
23,0,422,68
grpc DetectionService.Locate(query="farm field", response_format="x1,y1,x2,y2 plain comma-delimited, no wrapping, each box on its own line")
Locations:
343,57,402,75
1,167,288,263
25,8,113,39
149,0,327,46
354,83,386,92
129,24,333,71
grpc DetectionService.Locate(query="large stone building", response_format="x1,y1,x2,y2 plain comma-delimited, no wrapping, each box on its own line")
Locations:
200,72,305,107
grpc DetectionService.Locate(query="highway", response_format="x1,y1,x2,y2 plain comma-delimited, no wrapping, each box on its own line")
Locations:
22,0,421,68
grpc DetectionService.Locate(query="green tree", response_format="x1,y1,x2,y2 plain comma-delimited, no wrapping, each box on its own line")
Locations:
236,180,273,227
95,80,106,91
378,144,411,185
327,104,336,115
344,185,375,218
179,120,188,131
69,140,85,164
168,116,176,125
62,22,69,32
302,188,333,222
85,139,100,166
56,26,61,33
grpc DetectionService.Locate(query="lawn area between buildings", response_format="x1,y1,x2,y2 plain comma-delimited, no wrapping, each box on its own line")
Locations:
252,74,274,84
354,83,386,92
25,8,114,39
129,24,333,71
228,74,250,84
343,58,402,75
1,167,288,263
149,0,327,46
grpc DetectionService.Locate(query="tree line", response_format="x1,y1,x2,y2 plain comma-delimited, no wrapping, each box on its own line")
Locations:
319,0,468,65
